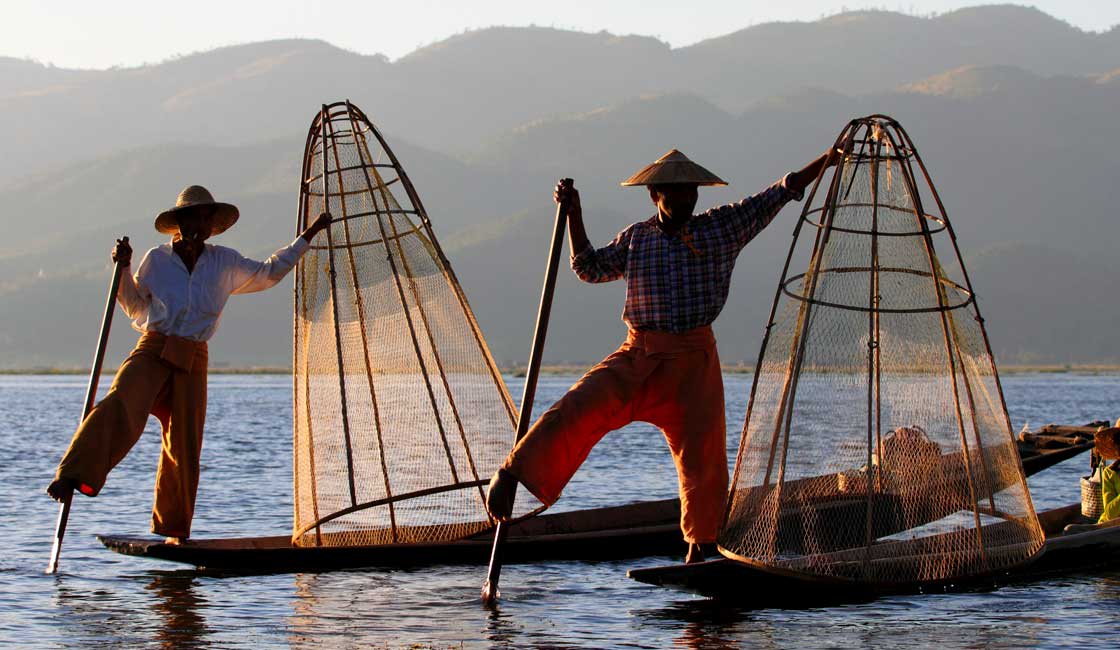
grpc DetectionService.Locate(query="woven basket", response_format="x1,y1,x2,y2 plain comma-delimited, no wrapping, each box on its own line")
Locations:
1081,471,1103,519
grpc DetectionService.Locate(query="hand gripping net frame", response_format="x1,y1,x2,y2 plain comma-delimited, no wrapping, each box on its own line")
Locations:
718,115,1044,584
292,101,532,547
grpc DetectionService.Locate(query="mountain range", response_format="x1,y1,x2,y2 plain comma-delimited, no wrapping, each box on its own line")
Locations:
1,4,1117,368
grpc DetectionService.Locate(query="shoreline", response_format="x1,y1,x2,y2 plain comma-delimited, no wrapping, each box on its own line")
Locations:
4,364,1120,376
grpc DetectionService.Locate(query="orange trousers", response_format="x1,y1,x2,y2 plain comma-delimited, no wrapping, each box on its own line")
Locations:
53,331,208,538
504,326,728,543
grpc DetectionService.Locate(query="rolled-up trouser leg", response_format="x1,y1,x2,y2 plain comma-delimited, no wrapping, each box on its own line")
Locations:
151,345,208,538
641,346,728,544
53,336,172,496
503,345,646,506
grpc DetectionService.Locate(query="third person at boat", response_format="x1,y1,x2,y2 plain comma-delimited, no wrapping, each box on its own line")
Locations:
485,148,838,563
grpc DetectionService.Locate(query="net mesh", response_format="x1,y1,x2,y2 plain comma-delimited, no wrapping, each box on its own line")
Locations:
292,102,535,547
719,116,1044,584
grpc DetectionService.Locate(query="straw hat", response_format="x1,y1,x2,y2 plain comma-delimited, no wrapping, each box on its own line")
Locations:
154,185,239,235
1097,425,1120,461
620,149,727,187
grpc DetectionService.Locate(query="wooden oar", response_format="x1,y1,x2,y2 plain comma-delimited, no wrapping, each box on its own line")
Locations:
46,237,129,575
481,179,572,606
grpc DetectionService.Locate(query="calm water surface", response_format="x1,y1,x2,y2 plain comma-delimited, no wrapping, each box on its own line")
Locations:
2,372,1119,648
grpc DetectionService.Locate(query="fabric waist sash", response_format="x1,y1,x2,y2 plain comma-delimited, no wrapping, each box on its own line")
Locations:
138,331,209,373
624,325,715,356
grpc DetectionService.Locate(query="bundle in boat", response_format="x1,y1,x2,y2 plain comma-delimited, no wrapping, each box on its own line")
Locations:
719,115,1044,584
293,101,538,547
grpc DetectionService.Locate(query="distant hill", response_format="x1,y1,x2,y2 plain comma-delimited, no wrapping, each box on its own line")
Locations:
2,5,1118,177
677,5,1119,107
964,241,1120,364
1,6,1118,367
901,64,1045,97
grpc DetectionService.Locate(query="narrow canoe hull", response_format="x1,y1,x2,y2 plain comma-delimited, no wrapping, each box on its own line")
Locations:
627,503,1120,605
97,424,1094,573
99,498,686,572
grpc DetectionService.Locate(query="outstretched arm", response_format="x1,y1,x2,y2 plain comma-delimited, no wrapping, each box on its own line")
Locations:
786,148,842,196
709,148,841,250
229,212,331,294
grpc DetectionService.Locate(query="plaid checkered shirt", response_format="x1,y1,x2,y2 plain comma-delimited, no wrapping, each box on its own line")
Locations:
571,174,803,333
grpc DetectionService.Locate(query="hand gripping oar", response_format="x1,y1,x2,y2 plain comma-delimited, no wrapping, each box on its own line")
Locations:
46,237,129,574
481,179,573,606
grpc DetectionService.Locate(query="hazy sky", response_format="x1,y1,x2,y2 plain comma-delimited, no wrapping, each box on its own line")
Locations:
4,0,1116,69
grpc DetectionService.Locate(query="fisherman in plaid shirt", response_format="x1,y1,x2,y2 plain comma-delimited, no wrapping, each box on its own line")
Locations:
488,149,838,563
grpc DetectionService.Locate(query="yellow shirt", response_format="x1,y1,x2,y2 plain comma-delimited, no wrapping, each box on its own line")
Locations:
1100,463,1120,524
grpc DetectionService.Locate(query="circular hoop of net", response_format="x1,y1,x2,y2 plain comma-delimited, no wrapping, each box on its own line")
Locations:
781,267,974,314
719,115,1044,585
800,205,948,237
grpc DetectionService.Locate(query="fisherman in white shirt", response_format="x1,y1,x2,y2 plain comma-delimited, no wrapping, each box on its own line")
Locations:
47,185,330,543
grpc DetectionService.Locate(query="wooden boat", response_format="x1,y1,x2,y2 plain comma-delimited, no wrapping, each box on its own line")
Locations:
1015,423,1097,470
100,498,682,572
627,502,1120,607
97,424,1094,573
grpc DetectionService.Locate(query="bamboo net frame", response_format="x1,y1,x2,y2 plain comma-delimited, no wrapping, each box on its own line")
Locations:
291,101,532,547
718,115,1044,584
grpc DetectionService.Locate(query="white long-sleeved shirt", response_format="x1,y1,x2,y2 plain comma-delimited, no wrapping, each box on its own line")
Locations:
117,237,310,341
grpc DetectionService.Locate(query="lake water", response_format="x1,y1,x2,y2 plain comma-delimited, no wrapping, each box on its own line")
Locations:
2,372,1119,648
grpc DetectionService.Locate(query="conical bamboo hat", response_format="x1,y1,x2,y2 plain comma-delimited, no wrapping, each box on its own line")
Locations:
620,149,727,187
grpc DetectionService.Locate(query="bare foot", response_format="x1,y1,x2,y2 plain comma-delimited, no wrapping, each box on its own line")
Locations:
164,537,188,545
685,543,718,564
46,479,75,503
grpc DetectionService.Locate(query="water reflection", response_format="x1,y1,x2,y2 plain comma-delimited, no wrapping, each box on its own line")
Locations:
635,599,777,650
673,611,754,649
289,571,322,643
145,572,210,649
1095,573,1120,595
484,605,531,648
52,576,136,647
50,571,208,648
632,594,1051,649
288,570,406,647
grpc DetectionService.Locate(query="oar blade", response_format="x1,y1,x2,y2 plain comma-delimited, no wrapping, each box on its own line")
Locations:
46,495,72,574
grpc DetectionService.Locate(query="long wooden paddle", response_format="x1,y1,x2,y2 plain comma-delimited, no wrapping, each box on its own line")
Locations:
46,237,129,574
481,179,572,606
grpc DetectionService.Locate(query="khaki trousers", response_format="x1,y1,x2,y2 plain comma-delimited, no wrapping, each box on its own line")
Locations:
53,331,208,537
504,326,728,543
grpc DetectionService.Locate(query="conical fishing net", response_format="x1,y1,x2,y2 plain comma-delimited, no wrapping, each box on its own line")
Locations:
719,116,1044,584
292,101,536,547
